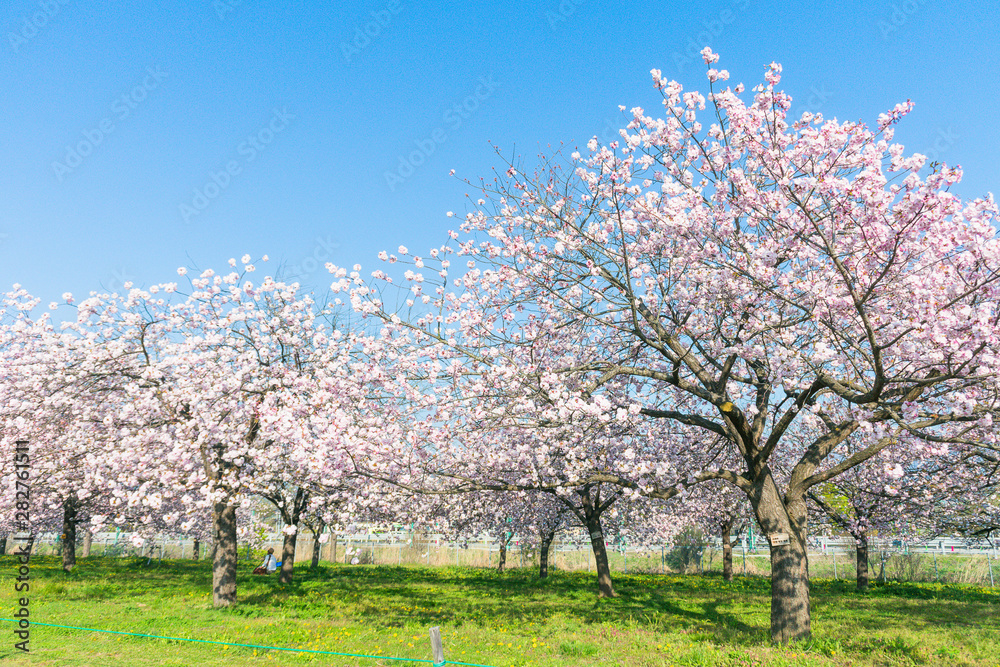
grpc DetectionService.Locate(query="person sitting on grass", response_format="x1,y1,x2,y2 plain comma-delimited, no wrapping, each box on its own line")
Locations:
253,548,278,575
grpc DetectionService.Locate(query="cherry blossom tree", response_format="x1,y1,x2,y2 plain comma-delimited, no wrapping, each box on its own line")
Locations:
337,50,1000,641
805,436,932,591
30,261,380,603
0,288,128,571
901,431,1000,545
673,480,752,581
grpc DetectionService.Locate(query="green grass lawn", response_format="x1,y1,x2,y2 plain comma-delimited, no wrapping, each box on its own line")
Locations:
1,556,998,666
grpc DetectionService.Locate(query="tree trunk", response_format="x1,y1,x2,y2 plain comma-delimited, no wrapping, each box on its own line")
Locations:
82,528,92,558
311,535,322,569
586,520,616,597
580,488,617,598
721,518,734,582
193,538,200,561
752,479,810,643
0,533,7,556
278,531,298,584
856,532,869,592
539,527,555,578
268,488,306,584
211,501,238,607
497,533,509,573
310,522,326,569
62,495,78,572
331,533,338,565
768,530,810,643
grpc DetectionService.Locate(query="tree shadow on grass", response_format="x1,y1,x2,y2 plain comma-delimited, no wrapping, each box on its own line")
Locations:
810,578,999,606
226,566,774,639
21,558,997,649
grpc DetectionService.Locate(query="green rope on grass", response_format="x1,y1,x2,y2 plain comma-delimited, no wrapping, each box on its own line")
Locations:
0,619,496,667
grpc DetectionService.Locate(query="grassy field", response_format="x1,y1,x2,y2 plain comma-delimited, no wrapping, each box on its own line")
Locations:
22,537,999,587
1,556,998,666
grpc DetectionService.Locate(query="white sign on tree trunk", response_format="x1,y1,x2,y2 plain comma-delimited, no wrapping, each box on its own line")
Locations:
769,533,790,547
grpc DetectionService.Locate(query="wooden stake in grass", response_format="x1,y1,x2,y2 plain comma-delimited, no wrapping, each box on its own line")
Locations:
429,626,445,667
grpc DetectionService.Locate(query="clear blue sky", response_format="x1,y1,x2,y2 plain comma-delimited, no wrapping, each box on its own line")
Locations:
2,0,998,305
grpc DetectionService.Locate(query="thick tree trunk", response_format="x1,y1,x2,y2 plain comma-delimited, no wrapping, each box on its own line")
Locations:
193,538,200,561
752,479,811,643
856,532,869,592
0,533,7,556
82,528,92,558
278,531,298,584
721,519,734,582
586,521,617,597
62,495,78,572
539,527,556,578
331,533,338,565
497,533,509,573
769,530,810,643
211,501,238,607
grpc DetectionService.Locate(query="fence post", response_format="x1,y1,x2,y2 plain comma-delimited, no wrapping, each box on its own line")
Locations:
988,550,995,587
429,626,445,667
